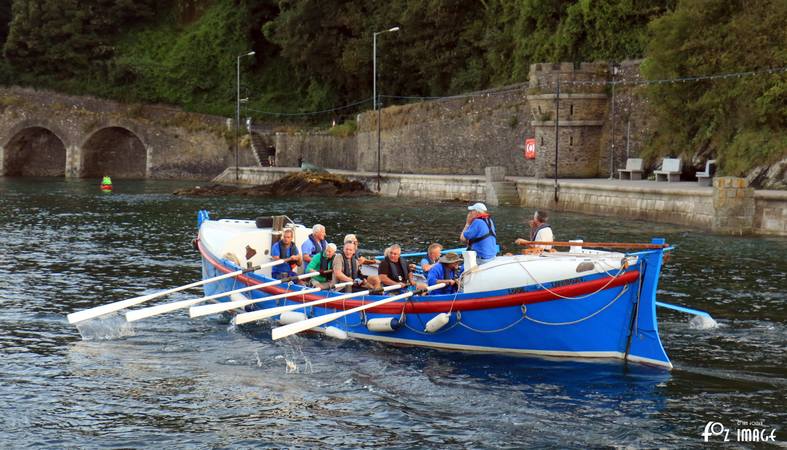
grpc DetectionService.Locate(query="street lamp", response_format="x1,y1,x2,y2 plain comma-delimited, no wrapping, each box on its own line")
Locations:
236,50,255,182
373,26,399,191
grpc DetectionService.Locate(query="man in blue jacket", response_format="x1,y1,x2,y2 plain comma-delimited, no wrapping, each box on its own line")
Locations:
271,228,301,280
427,252,462,295
460,202,497,265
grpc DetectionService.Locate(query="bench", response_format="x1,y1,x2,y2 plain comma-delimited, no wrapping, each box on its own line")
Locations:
617,158,644,180
696,159,716,186
654,158,682,182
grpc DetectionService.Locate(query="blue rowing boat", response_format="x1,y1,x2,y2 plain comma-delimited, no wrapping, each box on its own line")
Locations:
194,211,673,369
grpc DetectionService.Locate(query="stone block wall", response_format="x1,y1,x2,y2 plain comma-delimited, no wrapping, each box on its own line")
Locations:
514,178,715,229
274,131,357,170
754,191,787,236
355,85,533,176
712,177,755,234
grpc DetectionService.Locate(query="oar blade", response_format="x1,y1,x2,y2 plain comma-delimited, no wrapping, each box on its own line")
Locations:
125,298,205,322
67,292,160,324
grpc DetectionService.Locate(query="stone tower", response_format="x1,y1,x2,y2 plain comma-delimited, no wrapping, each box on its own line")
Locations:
526,63,608,178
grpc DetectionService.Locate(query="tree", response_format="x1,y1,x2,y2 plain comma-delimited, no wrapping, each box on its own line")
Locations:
642,0,787,177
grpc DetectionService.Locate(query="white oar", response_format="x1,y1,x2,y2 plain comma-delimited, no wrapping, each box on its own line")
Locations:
189,280,351,318
234,283,404,325
67,259,286,324
125,270,318,323
271,283,445,340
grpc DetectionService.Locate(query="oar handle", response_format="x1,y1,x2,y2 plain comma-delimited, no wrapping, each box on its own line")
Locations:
515,240,670,249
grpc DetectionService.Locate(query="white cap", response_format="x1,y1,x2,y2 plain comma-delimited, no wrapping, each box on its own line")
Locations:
467,202,488,213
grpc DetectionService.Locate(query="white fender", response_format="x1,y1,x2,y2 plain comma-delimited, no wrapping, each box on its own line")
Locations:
325,326,348,340
366,317,402,332
425,313,451,333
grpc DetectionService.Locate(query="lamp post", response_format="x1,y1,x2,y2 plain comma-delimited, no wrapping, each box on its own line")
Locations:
236,50,255,182
608,63,620,179
373,26,399,191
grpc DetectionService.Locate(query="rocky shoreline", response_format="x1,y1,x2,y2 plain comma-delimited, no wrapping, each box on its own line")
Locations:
173,172,372,197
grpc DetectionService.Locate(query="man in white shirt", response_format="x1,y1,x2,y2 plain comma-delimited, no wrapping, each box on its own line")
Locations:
515,210,554,254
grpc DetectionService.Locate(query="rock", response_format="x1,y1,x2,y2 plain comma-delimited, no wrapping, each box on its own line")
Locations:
173,172,372,197
746,157,787,189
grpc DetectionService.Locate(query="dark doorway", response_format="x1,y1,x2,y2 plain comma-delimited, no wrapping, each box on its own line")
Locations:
4,127,67,177
82,127,146,178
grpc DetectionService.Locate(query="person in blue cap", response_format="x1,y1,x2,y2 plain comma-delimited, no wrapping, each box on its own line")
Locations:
460,202,497,265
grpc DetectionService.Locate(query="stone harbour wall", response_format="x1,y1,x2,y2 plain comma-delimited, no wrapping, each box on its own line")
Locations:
274,132,357,171
215,168,785,237
514,178,715,230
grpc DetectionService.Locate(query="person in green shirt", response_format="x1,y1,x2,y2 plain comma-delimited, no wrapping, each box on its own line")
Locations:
306,243,337,289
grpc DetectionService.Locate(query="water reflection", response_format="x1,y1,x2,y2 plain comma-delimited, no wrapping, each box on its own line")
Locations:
0,177,785,448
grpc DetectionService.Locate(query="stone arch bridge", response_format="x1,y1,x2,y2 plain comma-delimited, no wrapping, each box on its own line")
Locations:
0,87,258,179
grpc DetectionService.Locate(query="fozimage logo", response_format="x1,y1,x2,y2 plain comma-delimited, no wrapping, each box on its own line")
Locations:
702,420,777,443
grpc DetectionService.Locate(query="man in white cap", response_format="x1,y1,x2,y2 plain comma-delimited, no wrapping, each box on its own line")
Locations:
460,202,497,265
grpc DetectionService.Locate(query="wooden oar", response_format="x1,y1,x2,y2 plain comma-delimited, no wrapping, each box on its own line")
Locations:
271,283,445,340
515,240,669,249
233,283,404,325
67,259,286,324
189,280,351,318
125,271,318,322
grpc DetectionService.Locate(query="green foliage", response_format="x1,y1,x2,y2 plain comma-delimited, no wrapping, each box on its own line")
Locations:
642,0,787,175
328,119,357,138
0,0,782,177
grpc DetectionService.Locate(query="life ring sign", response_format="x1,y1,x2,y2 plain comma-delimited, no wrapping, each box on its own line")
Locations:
524,138,536,159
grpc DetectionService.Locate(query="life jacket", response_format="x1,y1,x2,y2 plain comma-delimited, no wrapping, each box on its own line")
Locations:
307,234,327,255
383,257,409,283
277,240,298,271
530,223,552,241
466,215,496,249
318,251,332,272
340,254,359,279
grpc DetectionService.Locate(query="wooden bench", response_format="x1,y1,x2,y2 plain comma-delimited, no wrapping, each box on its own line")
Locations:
654,158,682,182
617,158,644,180
696,159,716,186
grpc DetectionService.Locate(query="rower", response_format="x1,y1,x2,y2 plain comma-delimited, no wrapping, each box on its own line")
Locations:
306,243,337,289
515,210,555,255
271,228,302,280
427,252,462,295
332,241,380,292
378,244,419,293
420,243,443,273
460,202,497,265
301,224,327,269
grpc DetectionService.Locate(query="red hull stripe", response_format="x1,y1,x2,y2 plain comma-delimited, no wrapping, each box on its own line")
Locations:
198,239,639,314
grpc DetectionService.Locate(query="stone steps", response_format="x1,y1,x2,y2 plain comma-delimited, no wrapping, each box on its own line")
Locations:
248,133,266,167
486,181,520,206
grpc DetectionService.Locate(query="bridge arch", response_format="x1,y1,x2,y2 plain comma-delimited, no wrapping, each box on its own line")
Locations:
80,126,147,179
2,125,68,177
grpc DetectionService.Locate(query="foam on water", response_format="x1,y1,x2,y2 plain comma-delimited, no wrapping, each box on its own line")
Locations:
689,314,719,330
74,313,136,340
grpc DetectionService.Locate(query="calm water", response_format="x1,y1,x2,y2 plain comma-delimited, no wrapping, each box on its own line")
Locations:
0,178,784,449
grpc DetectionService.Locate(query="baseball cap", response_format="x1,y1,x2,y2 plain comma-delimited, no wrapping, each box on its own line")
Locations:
467,202,488,213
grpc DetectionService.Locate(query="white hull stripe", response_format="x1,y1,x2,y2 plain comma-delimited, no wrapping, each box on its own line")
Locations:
307,327,673,369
